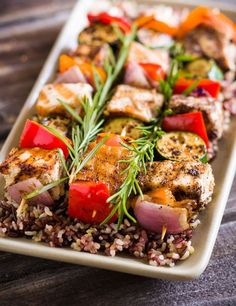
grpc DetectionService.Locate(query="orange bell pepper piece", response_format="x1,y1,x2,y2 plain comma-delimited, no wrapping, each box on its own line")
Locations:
134,15,155,28
59,54,78,73
135,15,178,36
178,6,236,41
78,62,106,84
143,19,178,36
59,54,106,83
146,188,176,205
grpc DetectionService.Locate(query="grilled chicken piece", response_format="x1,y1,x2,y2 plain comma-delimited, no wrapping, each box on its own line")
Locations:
105,85,164,122
183,25,236,71
137,28,173,49
0,148,64,200
127,42,169,73
75,142,130,195
124,42,169,88
169,95,224,140
139,160,215,207
36,83,93,117
78,24,118,48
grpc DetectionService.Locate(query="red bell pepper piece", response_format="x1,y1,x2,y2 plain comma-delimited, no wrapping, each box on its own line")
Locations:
19,120,69,158
139,63,165,81
68,181,117,224
87,12,131,33
162,112,209,146
174,78,221,98
97,133,124,147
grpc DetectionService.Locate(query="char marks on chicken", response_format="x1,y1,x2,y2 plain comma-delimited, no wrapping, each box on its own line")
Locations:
75,142,130,195
183,25,236,71
0,148,64,201
139,160,215,207
105,84,164,122
36,83,93,117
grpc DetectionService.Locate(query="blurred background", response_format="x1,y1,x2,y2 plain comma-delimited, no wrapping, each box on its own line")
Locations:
0,0,76,140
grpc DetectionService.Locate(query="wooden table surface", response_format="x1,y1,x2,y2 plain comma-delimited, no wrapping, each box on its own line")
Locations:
0,1,235,305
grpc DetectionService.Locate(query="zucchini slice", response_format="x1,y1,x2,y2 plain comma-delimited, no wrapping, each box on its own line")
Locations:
103,117,143,140
185,59,212,78
184,59,223,80
78,24,118,47
156,132,207,162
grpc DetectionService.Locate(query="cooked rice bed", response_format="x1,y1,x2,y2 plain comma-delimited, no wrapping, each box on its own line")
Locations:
0,201,196,267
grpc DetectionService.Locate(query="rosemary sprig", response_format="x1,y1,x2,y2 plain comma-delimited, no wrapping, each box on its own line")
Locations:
60,25,137,182
69,134,108,183
25,177,68,200
24,25,137,201
159,59,179,106
170,42,197,65
183,79,200,96
58,148,70,177
101,124,164,227
102,59,180,227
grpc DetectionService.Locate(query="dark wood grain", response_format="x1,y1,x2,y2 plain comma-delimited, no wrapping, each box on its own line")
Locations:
0,1,235,305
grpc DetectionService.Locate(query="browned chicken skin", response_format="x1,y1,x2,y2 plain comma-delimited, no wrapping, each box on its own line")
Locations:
139,160,215,207
75,142,130,195
183,25,236,71
105,85,164,122
36,83,93,117
0,148,64,200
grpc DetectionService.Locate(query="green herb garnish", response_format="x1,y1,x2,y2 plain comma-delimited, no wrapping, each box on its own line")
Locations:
25,25,137,201
101,124,164,227
183,79,200,96
24,177,68,200
160,59,179,104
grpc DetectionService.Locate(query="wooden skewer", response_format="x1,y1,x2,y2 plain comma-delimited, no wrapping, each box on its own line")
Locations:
161,225,167,241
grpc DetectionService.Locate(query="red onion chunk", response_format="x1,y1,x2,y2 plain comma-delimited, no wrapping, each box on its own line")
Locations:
134,200,189,234
54,66,87,84
7,178,54,206
93,44,110,67
124,61,150,88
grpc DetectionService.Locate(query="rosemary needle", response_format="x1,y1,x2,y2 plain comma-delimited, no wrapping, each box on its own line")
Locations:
102,125,164,227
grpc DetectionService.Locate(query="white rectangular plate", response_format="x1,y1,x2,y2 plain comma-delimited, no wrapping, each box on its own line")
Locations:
0,0,236,280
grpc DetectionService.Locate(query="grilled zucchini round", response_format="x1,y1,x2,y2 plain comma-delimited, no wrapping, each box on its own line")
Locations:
184,59,223,80
185,59,212,78
103,117,143,140
156,132,207,162
78,24,118,47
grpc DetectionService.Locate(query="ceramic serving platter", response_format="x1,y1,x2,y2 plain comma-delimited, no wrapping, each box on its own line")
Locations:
0,0,236,280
